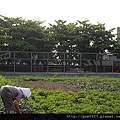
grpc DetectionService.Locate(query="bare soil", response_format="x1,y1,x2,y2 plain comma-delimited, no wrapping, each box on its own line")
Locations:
22,80,80,92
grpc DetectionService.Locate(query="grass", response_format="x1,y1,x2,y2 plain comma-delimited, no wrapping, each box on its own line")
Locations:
4,75,120,81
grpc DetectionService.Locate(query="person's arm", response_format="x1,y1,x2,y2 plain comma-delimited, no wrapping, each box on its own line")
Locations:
14,100,22,114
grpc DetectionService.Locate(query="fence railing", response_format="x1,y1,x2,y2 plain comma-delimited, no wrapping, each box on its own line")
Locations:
0,51,120,73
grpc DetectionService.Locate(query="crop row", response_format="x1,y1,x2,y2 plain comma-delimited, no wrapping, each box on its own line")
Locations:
30,88,120,114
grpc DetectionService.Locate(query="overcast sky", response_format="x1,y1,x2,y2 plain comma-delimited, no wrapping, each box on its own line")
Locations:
0,0,120,33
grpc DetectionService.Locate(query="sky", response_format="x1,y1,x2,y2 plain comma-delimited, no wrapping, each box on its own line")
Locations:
0,0,120,33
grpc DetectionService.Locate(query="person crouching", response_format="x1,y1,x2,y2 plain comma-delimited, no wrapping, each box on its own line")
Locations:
0,85,31,114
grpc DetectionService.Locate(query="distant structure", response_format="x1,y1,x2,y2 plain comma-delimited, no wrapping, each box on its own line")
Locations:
117,27,120,43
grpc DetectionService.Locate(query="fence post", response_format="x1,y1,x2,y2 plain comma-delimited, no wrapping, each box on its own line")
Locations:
96,53,98,73
47,52,49,73
112,60,113,73
30,52,32,73
14,51,15,73
63,52,66,74
80,53,82,73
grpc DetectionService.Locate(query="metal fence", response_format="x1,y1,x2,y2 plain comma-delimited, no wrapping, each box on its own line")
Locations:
0,51,120,74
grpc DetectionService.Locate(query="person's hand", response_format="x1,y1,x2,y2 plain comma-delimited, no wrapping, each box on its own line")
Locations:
16,111,22,114
14,100,22,114
20,111,23,114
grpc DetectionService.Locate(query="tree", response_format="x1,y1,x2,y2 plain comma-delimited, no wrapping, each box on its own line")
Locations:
48,20,117,66
0,15,53,52
0,15,12,51
0,15,118,67
48,20,80,65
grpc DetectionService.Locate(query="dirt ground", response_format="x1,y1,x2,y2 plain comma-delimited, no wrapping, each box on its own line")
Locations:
23,80,80,92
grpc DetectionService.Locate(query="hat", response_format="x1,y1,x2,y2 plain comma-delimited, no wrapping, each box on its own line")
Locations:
20,88,31,98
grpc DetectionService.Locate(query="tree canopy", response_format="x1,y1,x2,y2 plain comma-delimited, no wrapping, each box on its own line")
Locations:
0,15,118,54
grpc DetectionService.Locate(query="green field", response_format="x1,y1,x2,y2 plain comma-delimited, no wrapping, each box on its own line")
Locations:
0,75,120,114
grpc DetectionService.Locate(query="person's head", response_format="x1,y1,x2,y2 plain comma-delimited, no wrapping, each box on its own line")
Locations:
20,88,31,100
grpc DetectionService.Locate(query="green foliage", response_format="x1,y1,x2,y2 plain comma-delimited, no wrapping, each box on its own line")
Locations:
1,15,120,66
28,76,120,114
0,75,12,87
1,75,120,114
0,15,117,55
5,76,41,81
29,88,120,114
0,15,52,52
5,75,80,82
